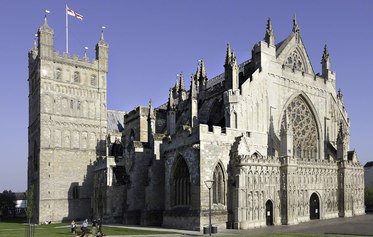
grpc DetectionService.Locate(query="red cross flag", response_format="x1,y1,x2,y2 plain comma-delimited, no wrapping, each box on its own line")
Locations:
66,5,83,20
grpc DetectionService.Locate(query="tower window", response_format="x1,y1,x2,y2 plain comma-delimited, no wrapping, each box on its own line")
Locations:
72,186,79,199
73,71,80,83
90,75,97,86
55,68,62,80
70,100,74,109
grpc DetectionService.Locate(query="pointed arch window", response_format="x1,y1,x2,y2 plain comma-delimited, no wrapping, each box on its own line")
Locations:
173,156,191,206
281,95,318,159
55,68,62,80
73,71,80,83
213,163,225,205
90,75,97,86
285,49,305,72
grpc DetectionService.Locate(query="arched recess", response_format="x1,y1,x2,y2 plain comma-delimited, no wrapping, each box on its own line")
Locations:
279,92,322,159
310,192,320,220
171,156,191,206
207,98,225,130
265,200,274,225
212,162,226,205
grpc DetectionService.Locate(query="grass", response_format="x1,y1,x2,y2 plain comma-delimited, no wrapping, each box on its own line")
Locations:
0,221,177,237
0,220,367,237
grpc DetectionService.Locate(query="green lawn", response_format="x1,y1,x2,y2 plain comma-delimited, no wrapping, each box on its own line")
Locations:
0,221,177,237
0,221,367,237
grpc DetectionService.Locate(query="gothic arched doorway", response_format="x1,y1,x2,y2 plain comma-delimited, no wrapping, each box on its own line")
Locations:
265,200,274,225
310,193,320,220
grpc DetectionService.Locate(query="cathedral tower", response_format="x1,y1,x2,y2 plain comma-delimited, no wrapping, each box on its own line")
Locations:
28,17,108,223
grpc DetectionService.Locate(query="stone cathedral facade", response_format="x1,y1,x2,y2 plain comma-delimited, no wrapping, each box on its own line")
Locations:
28,16,365,230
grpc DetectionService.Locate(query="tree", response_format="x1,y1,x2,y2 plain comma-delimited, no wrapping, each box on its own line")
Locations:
0,190,16,218
26,185,34,237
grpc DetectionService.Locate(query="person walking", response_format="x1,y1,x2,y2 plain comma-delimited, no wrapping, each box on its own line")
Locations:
97,218,102,233
80,219,88,237
71,220,76,234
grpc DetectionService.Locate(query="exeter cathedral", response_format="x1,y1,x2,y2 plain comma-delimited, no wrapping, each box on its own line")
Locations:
28,15,365,230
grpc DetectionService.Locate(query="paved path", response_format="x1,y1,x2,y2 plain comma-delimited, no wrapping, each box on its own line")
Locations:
107,213,373,236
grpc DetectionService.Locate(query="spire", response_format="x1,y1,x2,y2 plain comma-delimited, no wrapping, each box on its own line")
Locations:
322,44,330,65
179,72,185,91
173,77,179,99
148,98,155,119
148,98,155,146
264,17,275,46
43,15,48,27
190,74,198,99
99,30,104,42
224,43,239,90
95,27,109,71
190,74,198,127
99,26,107,42
196,59,207,90
178,72,187,102
225,43,237,66
225,43,232,65
292,14,299,33
200,59,206,79
168,88,175,110
37,15,54,58
321,44,331,77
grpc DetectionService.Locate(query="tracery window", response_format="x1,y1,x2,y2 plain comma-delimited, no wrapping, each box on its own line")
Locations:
173,157,191,206
73,71,80,83
281,95,318,159
213,163,225,205
285,50,305,71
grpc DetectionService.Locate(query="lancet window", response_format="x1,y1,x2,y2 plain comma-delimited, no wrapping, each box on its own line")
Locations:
213,163,225,205
173,156,191,206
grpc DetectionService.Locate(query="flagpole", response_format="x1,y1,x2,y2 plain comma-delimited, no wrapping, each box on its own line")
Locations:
66,4,68,53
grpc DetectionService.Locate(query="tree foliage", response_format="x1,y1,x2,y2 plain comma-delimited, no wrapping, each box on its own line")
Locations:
0,190,16,217
26,185,34,221
365,186,373,208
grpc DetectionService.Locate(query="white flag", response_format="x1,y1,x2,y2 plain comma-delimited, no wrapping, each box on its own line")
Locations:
66,5,83,21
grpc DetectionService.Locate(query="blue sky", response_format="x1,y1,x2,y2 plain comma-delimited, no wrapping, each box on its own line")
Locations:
1,1,372,192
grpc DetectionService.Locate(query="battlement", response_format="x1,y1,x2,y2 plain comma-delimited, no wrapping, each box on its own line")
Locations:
52,51,101,70
199,124,247,138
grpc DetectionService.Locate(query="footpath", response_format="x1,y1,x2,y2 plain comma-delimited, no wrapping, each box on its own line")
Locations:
105,213,373,237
